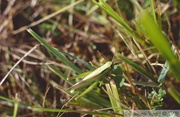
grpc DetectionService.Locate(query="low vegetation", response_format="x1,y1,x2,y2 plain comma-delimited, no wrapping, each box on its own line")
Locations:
0,0,180,116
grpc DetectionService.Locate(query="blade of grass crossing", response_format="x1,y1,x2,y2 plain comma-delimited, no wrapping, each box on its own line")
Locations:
56,49,95,70
47,65,68,82
75,81,98,100
119,54,159,85
27,29,82,74
13,101,18,117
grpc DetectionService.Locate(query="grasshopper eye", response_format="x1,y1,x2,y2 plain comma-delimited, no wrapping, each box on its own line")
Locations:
70,90,75,94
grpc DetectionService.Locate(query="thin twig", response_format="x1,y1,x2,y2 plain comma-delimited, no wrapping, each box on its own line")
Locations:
0,44,39,86
12,0,84,35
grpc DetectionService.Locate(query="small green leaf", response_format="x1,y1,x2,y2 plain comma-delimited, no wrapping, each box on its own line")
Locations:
111,65,124,87
158,61,169,83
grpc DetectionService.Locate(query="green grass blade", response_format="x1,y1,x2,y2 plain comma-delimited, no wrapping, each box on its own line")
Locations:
106,81,123,116
119,54,159,85
168,86,180,104
137,11,180,82
0,96,112,116
47,64,68,82
57,49,95,70
13,101,18,117
27,28,82,74
75,81,98,100
149,0,157,25
93,0,143,44
46,78,109,109
92,0,133,35
129,0,142,12
83,90,112,108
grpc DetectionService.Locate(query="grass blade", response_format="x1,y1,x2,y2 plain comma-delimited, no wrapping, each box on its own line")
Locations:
27,28,82,74
106,80,123,116
47,64,68,82
0,96,112,116
75,81,98,100
92,0,133,36
149,0,157,25
13,101,18,117
57,49,95,70
137,11,180,82
168,85,180,104
119,54,159,85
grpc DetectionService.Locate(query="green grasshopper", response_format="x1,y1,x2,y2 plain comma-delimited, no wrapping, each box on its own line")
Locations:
68,61,113,100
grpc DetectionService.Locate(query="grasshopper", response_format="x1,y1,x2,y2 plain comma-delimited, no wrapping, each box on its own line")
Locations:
68,61,113,99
